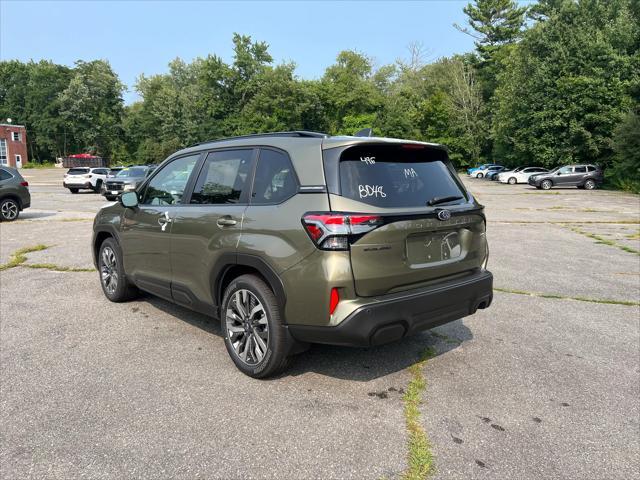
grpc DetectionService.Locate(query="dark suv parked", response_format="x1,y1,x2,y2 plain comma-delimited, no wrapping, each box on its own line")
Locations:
102,165,156,201
0,166,30,221
528,164,603,190
93,132,493,377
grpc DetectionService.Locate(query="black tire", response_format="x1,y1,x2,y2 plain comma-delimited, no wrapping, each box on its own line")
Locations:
98,238,139,302
0,198,20,222
221,274,292,378
105,195,115,201
94,180,102,193
584,179,597,190
541,180,553,190
69,188,79,194
476,172,484,178
508,177,517,185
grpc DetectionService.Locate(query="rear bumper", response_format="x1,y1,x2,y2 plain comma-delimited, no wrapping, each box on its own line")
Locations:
64,181,92,188
289,269,493,347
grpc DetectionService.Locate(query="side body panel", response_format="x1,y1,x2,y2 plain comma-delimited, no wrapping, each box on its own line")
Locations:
170,204,247,309
120,205,177,299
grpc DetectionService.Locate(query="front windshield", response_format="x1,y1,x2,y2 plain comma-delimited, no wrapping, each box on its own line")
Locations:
116,167,146,178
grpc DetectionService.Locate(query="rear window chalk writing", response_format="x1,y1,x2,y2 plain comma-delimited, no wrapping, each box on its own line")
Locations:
404,168,418,178
359,184,386,198
360,156,376,165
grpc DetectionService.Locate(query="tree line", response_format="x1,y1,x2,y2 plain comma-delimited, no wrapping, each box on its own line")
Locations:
1,0,638,191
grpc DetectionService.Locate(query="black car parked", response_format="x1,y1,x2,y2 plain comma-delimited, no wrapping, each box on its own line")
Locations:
528,165,603,190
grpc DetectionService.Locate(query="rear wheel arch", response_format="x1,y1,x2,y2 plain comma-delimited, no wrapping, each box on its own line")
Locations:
213,255,286,315
0,194,22,209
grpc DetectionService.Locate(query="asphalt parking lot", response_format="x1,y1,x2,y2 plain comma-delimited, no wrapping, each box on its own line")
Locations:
1,169,639,479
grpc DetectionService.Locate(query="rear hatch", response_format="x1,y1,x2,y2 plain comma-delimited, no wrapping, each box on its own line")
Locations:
325,142,487,297
65,168,90,183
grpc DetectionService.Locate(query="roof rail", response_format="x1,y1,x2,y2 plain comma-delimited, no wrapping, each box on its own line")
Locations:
190,131,329,147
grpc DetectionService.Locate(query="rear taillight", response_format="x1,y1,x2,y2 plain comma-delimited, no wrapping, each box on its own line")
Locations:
84,174,92,178
20,181,28,187
302,212,383,250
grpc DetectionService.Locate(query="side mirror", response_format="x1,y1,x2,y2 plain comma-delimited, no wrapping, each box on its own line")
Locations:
120,191,139,208
556,172,562,176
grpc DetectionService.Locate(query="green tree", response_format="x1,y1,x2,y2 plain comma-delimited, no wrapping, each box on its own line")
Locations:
321,51,382,133
0,60,72,162
493,0,639,168
609,107,640,192
455,0,527,99
58,60,125,158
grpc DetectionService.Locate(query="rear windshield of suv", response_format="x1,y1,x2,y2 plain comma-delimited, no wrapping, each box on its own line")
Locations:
116,167,147,178
339,144,466,208
67,168,89,175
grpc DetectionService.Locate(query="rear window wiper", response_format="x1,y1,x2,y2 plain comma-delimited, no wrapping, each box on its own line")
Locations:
427,195,463,206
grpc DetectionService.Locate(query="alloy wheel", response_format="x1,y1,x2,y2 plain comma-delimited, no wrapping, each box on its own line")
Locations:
541,180,552,190
226,289,269,366
585,180,596,190
1,200,18,220
100,246,119,295
508,177,517,185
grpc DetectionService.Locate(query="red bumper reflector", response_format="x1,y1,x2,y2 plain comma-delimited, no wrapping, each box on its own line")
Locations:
329,288,340,315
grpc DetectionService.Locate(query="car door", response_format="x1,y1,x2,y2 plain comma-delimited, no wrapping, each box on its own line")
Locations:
120,154,200,300
554,166,574,186
169,148,256,311
571,166,588,185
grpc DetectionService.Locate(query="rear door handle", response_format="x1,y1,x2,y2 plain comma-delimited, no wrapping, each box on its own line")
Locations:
217,216,237,227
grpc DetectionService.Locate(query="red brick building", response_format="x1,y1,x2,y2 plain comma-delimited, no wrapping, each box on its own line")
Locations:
0,124,28,168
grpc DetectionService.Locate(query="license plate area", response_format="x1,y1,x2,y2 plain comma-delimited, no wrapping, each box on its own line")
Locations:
406,230,462,266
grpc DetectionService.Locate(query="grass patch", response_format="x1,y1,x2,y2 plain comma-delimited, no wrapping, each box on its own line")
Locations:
626,231,640,240
430,331,462,345
402,347,437,480
0,244,48,271
569,227,640,255
21,161,57,169
26,263,95,272
0,244,95,273
495,287,639,307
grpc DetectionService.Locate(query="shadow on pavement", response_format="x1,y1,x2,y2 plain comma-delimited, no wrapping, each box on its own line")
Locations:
145,293,473,382
16,211,57,220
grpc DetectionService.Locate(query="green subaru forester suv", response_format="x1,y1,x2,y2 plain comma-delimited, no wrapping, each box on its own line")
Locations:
93,132,492,377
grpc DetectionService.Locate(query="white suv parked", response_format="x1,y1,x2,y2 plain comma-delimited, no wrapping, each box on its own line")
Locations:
498,167,548,184
63,167,109,194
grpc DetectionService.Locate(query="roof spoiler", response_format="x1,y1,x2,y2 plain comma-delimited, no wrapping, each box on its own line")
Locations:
354,128,373,137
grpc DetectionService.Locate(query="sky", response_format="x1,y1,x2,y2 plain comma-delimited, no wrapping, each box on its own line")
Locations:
1,0,479,104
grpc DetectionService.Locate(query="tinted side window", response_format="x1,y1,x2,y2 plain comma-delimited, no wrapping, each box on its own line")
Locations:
574,166,587,173
191,149,253,205
140,155,199,206
558,166,573,174
251,149,298,204
0,169,12,180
